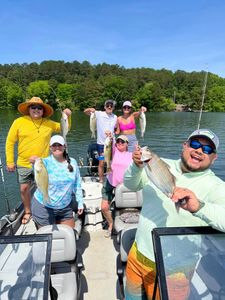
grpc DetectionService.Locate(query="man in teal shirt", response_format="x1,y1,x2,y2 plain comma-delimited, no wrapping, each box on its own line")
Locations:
124,129,225,300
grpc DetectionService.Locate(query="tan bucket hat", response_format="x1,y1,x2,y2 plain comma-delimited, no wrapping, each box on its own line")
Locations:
18,97,54,117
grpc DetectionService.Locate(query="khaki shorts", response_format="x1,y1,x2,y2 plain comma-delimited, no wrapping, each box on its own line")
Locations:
17,166,34,184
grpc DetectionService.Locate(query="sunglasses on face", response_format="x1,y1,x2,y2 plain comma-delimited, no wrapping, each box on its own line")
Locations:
116,139,126,144
189,140,216,155
106,104,113,108
30,105,43,110
51,143,64,147
123,106,131,110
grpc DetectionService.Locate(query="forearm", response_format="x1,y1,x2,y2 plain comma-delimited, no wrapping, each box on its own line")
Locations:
84,108,95,115
123,162,148,191
193,202,225,232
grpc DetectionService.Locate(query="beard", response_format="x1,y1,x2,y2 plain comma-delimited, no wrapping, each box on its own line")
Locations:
180,152,209,173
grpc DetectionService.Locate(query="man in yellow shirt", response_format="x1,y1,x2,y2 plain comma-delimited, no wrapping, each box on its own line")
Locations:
5,96,71,224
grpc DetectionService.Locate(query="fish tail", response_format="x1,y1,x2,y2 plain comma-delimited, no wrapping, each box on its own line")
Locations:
106,167,111,173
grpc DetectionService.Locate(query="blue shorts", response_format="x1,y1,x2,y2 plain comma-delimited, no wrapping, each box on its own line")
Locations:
126,135,138,152
97,144,104,155
31,197,73,226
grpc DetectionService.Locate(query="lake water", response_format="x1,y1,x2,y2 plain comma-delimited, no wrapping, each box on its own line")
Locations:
0,110,225,217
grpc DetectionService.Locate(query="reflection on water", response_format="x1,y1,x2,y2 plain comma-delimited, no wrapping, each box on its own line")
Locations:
0,110,225,216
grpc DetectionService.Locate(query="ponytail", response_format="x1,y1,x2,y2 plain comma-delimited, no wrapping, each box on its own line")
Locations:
63,151,74,172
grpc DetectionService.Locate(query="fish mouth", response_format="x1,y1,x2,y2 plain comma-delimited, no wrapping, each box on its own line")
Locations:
141,158,151,163
140,146,152,162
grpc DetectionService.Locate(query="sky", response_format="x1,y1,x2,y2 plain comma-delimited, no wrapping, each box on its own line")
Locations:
1,0,225,78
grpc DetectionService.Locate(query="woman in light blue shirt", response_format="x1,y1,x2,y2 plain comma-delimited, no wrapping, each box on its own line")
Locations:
31,135,83,228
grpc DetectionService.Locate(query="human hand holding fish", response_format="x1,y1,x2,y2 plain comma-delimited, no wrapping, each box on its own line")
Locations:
29,155,39,165
105,130,112,137
140,106,147,113
132,145,147,167
84,108,95,115
62,108,72,116
171,187,202,213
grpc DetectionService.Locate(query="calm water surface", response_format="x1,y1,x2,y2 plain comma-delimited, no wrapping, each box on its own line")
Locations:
0,110,225,216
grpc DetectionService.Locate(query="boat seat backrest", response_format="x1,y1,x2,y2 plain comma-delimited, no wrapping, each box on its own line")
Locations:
116,226,137,300
120,226,137,263
37,224,76,262
114,183,143,208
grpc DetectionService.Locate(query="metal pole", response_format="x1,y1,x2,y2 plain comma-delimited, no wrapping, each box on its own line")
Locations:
197,69,208,130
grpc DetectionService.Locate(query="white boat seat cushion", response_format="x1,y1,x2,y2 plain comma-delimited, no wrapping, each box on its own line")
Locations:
37,224,76,262
114,183,143,208
51,272,77,300
114,184,143,233
37,225,78,300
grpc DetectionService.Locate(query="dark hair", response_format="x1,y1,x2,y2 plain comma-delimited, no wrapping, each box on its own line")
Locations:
63,150,74,172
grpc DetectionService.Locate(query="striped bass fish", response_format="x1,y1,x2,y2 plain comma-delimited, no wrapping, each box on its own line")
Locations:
90,112,97,139
34,158,49,204
104,136,112,173
60,111,69,145
141,146,175,197
139,111,146,138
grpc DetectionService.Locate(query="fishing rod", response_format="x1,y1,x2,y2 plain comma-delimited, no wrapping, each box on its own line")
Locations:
197,68,208,130
0,157,11,215
0,157,18,235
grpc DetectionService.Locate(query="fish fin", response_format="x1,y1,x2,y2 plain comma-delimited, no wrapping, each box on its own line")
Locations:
175,202,180,213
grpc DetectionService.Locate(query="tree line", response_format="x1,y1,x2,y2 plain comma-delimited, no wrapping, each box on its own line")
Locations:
0,60,225,112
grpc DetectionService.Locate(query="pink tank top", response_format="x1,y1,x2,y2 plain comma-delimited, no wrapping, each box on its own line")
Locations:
119,117,136,131
107,147,132,187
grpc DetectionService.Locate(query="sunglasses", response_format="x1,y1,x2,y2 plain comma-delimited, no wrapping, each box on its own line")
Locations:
30,105,43,110
106,104,113,108
51,143,64,147
189,140,216,155
123,106,131,110
116,139,126,144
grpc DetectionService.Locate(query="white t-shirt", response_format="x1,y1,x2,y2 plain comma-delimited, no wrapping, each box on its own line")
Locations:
95,111,117,145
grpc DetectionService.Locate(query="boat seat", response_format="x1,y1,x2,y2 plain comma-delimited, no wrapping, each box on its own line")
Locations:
112,183,143,234
36,224,84,300
116,226,137,300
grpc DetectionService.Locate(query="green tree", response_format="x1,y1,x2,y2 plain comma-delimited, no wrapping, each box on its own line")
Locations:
26,80,52,105
206,86,225,111
0,78,24,108
56,83,78,109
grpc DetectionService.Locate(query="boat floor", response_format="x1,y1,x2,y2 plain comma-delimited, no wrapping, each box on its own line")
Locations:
17,219,121,300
